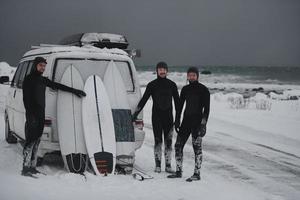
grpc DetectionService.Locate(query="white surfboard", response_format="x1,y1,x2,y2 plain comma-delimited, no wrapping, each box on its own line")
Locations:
57,65,87,173
82,75,116,175
104,61,135,173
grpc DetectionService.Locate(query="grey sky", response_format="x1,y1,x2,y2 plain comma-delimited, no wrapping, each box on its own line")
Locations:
0,0,299,66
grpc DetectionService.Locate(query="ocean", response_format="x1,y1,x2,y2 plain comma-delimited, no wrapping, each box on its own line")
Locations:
136,66,300,85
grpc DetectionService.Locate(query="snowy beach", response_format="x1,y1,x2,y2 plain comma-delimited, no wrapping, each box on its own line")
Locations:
0,63,300,200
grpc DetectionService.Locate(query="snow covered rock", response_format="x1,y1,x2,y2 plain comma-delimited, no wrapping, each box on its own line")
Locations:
0,62,15,80
226,93,247,109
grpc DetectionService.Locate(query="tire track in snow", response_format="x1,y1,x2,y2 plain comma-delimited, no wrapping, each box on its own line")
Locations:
144,123,300,200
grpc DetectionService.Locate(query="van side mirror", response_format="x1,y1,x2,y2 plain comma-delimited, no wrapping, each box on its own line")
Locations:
134,49,141,58
125,49,142,58
0,76,9,84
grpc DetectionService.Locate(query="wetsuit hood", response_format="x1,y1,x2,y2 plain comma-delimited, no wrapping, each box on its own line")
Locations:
31,57,47,76
156,61,168,79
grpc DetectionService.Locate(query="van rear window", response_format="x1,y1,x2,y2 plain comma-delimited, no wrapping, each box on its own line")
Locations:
52,58,134,92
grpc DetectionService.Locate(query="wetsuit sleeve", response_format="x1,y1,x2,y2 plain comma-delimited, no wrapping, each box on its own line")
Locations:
172,83,180,114
43,77,74,92
22,78,34,113
203,89,210,122
175,87,186,122
134,83,152,115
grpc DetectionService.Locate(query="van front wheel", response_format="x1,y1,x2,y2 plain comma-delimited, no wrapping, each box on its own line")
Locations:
5,113,17,144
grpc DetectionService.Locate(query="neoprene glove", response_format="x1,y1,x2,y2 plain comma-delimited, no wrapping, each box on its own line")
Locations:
201,118,207,125
132,111,138,122
199,124,206,137
73,89,86,98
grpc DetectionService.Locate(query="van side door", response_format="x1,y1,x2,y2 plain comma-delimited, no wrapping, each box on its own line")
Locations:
7,63,25,133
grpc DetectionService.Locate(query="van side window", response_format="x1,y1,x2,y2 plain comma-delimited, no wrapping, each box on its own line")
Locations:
115,61,134,92
17,62,30,88
25,61,34,76
11,63,24,87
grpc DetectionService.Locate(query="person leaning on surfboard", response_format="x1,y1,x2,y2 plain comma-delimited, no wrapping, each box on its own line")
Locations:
132,62,179,173
21,57,86,177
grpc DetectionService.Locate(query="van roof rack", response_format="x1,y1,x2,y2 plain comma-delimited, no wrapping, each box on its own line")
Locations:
59,33,129,49
31,44,71,49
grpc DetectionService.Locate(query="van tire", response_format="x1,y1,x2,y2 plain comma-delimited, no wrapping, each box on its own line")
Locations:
5,113,17,144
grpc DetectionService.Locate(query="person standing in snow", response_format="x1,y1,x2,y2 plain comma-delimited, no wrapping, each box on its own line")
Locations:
168,67,210,181
22,57,86,177
132,62,179,173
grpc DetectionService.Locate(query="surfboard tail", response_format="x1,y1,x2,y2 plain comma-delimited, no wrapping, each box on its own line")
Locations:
65,153,87,174
94,152,114,174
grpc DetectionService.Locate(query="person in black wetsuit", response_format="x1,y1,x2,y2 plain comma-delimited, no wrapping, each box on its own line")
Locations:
168,67,210,181
22,57,86,177
132,62,179,173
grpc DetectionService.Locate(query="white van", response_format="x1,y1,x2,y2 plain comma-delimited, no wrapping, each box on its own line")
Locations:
2,34,145,164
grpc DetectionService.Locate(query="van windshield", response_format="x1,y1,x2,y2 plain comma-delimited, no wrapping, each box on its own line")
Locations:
52,58,134,92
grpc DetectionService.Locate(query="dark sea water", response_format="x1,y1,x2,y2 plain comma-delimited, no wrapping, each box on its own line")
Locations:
136,65,300,85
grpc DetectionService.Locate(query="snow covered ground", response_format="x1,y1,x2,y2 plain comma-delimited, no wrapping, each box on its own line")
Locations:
0,64,300,200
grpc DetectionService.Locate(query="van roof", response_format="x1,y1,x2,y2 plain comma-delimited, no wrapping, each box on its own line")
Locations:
23,45,129,59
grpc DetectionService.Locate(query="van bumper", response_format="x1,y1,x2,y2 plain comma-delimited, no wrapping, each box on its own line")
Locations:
38,140,60,157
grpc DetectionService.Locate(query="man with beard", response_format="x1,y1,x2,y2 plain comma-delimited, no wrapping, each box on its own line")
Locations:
132,62,179,173
168,67,210,181
22,57,86,177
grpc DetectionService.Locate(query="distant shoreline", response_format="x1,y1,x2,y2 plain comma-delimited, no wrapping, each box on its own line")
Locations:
137,66,300,86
